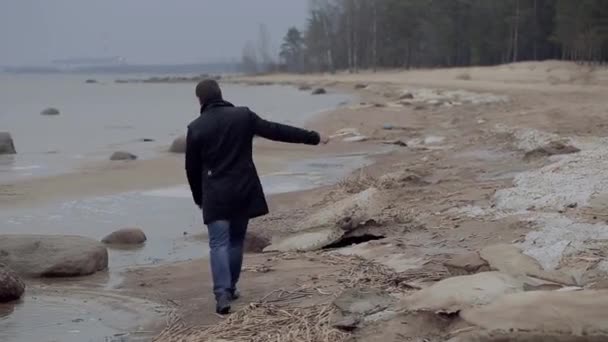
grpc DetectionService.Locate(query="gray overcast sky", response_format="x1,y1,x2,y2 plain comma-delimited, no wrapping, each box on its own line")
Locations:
0,0,309,66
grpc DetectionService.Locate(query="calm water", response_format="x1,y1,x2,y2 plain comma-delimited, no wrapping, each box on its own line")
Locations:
0,74,351,181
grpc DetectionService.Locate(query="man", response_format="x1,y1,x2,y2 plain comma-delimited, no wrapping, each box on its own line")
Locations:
185,79,328,314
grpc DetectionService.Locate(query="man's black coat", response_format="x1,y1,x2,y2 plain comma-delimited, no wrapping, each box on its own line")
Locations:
185,100,320,224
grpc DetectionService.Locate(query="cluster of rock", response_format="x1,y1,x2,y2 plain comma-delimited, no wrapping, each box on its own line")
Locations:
380,88,509,109
115,74,221,84
0,228,146,303
330,243,608,341
107,135,186,161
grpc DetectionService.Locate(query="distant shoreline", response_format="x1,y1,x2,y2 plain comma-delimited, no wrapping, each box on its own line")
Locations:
1,62,239,75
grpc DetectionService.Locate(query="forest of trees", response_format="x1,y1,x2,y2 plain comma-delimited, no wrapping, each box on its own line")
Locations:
275,0,608,73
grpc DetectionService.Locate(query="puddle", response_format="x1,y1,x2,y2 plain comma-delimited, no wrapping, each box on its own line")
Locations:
0,291,163,342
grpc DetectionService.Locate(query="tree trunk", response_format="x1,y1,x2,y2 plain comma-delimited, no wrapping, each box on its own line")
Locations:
372,0,378,72
512,0,520,63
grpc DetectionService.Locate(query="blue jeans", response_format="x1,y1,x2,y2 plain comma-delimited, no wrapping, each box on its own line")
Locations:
207,218,249,299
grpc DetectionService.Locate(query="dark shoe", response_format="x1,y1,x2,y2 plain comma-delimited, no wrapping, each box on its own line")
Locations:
230,289,240,301
216,294,231,315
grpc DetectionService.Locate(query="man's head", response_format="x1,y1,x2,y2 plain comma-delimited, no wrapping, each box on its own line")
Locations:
195,79,223,106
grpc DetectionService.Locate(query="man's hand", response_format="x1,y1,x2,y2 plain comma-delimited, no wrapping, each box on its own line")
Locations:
319,134,330,145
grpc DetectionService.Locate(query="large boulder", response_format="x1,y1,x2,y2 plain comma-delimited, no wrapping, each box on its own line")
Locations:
0,235,108,278
102,228,147,245
0,264,25,302
397,272,525,314
40,107,60,116
0,132,16,155
169,135,187,153
450,290,608,342
110,151,137,161
264,188,385,252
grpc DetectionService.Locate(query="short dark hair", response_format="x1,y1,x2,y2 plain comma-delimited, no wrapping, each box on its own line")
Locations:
195,79,223,104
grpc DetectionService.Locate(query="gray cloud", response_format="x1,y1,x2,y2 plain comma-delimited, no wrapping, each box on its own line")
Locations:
0,0,308,65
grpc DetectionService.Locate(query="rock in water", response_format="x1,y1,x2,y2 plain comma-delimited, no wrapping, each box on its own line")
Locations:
110,151,137,161
312,88,327,95
0,264,25,302
41,107,60,116
0,132,16,154
102,228,147,245
0,235,108,278
298,85,312,91
85,79,98,84
169,135,187,153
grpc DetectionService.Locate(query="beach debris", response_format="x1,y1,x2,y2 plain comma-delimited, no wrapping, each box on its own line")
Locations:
153,253,403,342
381,139,407,147
312,88,327,95
41,107,60,116
354,83,368,89
0,235,108,277
110,151,138,161
331,128,360,139
0,132,16,154
523,141,580,161
102,228,147,245
343,135,368,143
169,135,187,153
0,263,25,303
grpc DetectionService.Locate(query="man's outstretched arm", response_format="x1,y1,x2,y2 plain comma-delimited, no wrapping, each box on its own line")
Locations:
250,110,326,145
185,127,203,208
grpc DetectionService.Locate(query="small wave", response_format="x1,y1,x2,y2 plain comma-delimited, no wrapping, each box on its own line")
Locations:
11,165,43,171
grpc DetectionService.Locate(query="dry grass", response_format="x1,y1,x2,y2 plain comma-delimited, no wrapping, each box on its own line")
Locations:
153,253,440,342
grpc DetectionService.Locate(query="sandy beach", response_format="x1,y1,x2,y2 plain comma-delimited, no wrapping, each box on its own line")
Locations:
3,61,608,341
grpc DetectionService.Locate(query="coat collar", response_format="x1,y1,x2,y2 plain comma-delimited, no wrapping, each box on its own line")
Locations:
200,99,234,114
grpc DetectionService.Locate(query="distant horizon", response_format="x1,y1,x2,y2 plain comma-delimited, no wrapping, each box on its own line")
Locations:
1,60,241,75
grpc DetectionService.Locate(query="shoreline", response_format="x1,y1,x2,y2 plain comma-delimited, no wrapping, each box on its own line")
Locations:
5,62,608,341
